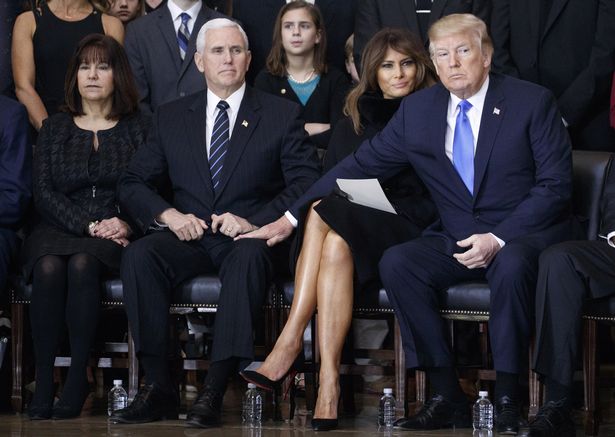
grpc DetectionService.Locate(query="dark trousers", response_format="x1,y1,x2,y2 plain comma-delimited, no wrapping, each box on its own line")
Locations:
120,231,275,364
533,240,615,386
0,228,17,295
379,235,542,374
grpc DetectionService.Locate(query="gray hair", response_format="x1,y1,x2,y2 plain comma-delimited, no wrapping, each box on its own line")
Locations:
428,13,493,58
195,18,250,54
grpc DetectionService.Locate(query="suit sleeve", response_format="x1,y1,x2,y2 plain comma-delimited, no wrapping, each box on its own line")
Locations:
246,105,321,226
353,0,380,72
557,0,615,126
490,0,521,77
117,109,174,233
491,89,573,242
125,21,153,116
0,101,31,228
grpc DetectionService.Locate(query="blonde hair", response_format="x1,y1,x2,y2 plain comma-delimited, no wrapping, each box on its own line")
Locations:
428,14,493,58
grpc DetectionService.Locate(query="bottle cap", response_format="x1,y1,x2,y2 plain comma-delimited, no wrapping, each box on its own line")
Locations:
247,383,257,389
383,388,393,394
113,379,123,386
478,390,488,397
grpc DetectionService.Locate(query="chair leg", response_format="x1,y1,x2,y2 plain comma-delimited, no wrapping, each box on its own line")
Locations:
127,328,139,400
528,338,542,420
583,319,599,436
11,302,24,413
394,318,407,416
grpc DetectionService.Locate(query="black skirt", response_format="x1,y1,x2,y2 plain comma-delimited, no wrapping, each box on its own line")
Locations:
294,193,423,298
21,221,123,278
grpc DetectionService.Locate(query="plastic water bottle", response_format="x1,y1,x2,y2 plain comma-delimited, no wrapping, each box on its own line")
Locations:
378,387,396,428
242,383,263,426
107,379,128,416
473,390,494,430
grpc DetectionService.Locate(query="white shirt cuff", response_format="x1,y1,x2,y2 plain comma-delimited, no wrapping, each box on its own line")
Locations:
490,233,505,248
284,210,298,228
153,218,169,228
607,231,615,248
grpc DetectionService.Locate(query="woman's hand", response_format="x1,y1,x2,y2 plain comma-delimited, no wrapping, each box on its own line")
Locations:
92,217,132,241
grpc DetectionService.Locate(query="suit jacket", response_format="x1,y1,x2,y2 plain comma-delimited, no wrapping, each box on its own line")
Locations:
290,74,573,254
601,160,615,237
0,96,31,230
124,4,226,115
354,0,491,68
491,0,615,148
118,86,321,235
232,0,356,84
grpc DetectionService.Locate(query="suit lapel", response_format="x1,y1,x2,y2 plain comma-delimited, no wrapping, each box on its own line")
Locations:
542,0,569,42
178,7,210,79
472,75,505,199
156,7,182,72
527,0,541,49
214,88,261,199
430,0,447,22
184,93,214,193
397,0,420,35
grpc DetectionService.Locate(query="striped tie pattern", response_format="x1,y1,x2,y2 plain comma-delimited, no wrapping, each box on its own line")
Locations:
209,100,230,192
177,13,191,60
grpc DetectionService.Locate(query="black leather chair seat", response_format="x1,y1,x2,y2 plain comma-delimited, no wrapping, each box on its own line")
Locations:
438,282,490,320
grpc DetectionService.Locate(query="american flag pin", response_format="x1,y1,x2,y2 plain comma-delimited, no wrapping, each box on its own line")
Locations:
242,120,249,127
493,107,501,115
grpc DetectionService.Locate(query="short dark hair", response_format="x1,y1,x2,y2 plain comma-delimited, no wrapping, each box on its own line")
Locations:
63,34,139,120
266,0,327,77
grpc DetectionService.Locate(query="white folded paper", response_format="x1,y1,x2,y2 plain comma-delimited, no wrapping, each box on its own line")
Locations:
336,178,397,214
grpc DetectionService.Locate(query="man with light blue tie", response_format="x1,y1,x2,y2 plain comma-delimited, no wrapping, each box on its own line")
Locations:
124,0,227,115
242,14,575,434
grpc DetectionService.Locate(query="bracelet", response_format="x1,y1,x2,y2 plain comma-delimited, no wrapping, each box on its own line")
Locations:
88,220,99,234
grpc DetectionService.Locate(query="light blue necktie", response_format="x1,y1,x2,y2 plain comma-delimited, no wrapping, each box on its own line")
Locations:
452,99,474,194
209,100,230,192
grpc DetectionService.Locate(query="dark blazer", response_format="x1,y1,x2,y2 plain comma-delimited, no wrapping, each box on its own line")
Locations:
124,4,226,115
232,0,356,84
354,0,491,68
601,164,615,237
254,68,349,148
290,74,573,254
118,86,321,234
491,0,615,150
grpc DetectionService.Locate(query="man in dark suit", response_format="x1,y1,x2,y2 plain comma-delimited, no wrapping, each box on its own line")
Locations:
125,0,226,114
491,0,615,151
531,173,615,436
243,14,573,434
354,0,491,70
112,18,320,427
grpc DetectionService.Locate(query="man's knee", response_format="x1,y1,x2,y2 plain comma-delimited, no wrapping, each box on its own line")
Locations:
490,244,540,283
121,235,162,271
538,241,581,272
231,238,270,261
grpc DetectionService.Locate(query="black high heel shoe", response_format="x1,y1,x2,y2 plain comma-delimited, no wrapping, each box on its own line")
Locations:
311,418,339,431
239,353,304,396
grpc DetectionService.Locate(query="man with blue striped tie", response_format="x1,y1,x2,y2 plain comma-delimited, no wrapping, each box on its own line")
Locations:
114,18,321,428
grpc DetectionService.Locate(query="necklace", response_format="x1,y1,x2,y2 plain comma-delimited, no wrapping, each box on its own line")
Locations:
287,68,315,84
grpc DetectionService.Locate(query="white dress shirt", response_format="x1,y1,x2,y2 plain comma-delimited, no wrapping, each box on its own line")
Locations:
167,0,202,36
205,84,246,157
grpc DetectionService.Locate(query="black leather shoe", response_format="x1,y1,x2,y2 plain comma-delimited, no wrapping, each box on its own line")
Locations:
185,385,223,428
393,395,470,430
311,418,338,431
28,404,52,420
109,383,179,424
528,400,575,437
52,403,83,420
495,395,521,435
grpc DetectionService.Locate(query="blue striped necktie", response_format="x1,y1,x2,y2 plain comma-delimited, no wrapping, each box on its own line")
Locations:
452,99,475,194
177,13,191,60
209,100,230,192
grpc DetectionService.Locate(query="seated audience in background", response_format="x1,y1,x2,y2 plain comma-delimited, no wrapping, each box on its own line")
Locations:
109,0,144,25
491,0,615,151
12,0,123,131
241,27,437,431
111,18,320,428
241,14,576,434
232,0,355,85
21,34,148,420
0,96,31,296
343,34,359,85
255,1,349,149
531,173,615,437
124,0,225,115
354,0,491,71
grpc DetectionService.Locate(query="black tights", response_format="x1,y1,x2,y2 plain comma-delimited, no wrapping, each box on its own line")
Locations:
30,253,102,408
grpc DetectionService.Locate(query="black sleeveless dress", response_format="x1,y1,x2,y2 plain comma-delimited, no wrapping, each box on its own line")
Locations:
32,1,104,115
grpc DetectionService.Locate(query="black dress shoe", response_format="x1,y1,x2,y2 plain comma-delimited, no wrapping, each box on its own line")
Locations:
393,394,471,430
28,404,52,420
311,418,338,431
185,385,223,428
109,383,179,424
495,395,521,435
528,400,575,437
52,403,83,420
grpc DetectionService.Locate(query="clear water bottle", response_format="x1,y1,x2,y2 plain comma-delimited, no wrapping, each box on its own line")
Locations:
107,379,128,416
242,383,263,426
378,387,396,428
473,390,494,430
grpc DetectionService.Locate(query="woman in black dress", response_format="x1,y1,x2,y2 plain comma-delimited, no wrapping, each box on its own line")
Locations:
254,1,348,149
242,28,438,430
23,34,148,420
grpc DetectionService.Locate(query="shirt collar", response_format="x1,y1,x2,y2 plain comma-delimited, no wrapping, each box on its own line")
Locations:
206,82,246,118
448,75,490,117
167,0,202,22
